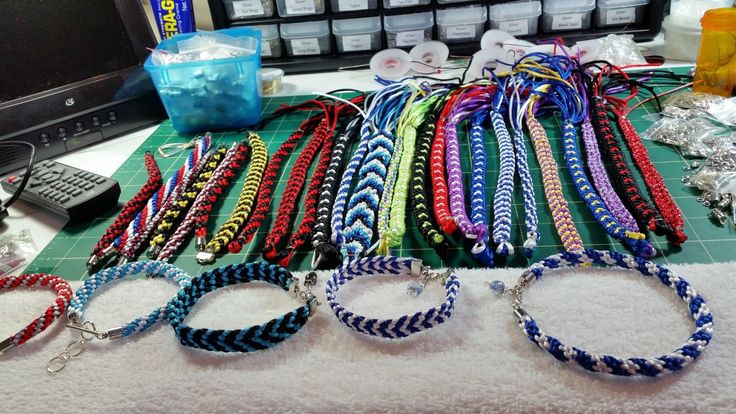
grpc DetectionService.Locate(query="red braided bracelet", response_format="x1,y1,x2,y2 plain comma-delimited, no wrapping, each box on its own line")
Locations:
430,92,461,235
87,152,162,270
0,273,73,354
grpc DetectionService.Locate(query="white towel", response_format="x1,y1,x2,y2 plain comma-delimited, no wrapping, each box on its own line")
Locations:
1,262,734,413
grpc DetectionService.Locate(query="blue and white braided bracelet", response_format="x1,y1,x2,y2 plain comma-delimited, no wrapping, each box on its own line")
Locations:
326,256,460,339
48,261,191,373
167,262,319,353
489,249,713,377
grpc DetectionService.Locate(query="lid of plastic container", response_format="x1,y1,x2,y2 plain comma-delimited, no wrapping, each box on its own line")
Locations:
280,20,329,39
250,24,279,40
333,16,382,35
662,15,702,34
489,1,542,21
543,0,596,14
436,5,487,25
597,0,648,7
701,8,736,31
384,12,434,31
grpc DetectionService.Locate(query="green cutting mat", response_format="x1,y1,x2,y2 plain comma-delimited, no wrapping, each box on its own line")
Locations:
24,69,736,280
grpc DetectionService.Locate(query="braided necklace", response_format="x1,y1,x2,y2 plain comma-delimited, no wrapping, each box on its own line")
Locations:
196,132,267,264
0,273,72,355
47,261,190,373
87,151,162,271
147,146,227,258
117,135,211,264
489,249,713,377
156,142,248,262
168,262,319,353
326,256,460,339
430,91,462,235
312,114,363,270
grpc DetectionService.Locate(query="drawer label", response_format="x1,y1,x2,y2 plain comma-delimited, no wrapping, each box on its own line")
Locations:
390,0,419,6
231,0,265,17
606,7,636,25
285,0,316,14
396,29,425,47
338,0,368,10
498,18,529,36
342,34,372,51
446,24,476,40
551,13,582,30
291,38,321,55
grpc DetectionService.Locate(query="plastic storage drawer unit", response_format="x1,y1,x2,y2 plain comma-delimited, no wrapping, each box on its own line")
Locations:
383,0,430,9
330,0,377,12
596,0,649,28
143,28,262,133
542,0,596,32
489,1,542,37
276,0,325,17
333,17,382,53
223,0,275,20
252,24,281,58
384,12,434,48
281,20,331,56
436,5,487,43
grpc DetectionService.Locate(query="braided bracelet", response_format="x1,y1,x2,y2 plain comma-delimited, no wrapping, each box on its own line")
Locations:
489,249,713,377
490,107,517,257
167,262,319,353
326,256,460,339
87,151,162,271
430,94,460,235
47,261,190,373
0,274,72,354
197,132,267,264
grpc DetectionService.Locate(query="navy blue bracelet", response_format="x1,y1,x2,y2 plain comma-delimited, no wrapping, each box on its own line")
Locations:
167,262,319,353
489,249,713,377
326,256,460,339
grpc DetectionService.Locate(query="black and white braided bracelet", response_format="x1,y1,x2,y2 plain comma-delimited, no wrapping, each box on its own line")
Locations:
167,262,319,353
326,256,460,339
489,249,713,377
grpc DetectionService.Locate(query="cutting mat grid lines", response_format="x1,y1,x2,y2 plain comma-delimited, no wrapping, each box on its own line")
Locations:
26,69,736,279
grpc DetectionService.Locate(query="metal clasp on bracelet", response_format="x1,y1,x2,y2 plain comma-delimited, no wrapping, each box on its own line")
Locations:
47,320,123,374
291,272,320,317
0,337,15,355
407,260,453,297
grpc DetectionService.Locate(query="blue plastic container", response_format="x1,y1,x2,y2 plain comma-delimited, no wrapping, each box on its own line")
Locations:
144,28,262,133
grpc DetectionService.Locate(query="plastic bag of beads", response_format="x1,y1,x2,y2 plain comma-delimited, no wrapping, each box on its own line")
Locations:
594,34,647,66
642,116,725,147
0,228,36,277
682,132,736,158
706,97,736,127
150,32,256,65
663,91,726,111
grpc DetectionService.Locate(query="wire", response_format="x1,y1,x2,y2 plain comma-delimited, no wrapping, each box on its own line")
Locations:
0,141,36,209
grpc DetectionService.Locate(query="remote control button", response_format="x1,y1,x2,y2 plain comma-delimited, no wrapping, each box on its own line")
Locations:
74,121,84,132
91,116,101,127
71,189,82,197
38,188,49,196
29,180,43,188
79,172,89,179
107,111,117,121
94,176,106,184
60,195,71,204
6,175,17,184
47,190,59,199
57,127,67,139
39,133,50,144
83,182,94,190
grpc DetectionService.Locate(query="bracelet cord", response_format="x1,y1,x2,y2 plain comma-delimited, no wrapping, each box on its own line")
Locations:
430,94,460,235
561,119,654,257
0,274,72,349
147,147,227,257
89,152,162,263
591,99,670,237
119,136,211,260
469,112,493,266
518,249,712,377
204,132,268,256
490,109,517,257
167,261,310,353
410,112,450,258
617,115,687,246
512,127,540,257
157,143,247,261
325,256,460,339
580,116,639,232
526,115,584,252
312,115,362,269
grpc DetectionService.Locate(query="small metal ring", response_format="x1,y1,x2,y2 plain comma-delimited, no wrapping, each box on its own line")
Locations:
47,353,70,374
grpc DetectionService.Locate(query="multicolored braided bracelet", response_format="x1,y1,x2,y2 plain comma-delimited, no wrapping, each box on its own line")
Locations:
0,274,72,354
167,262,319,353
47,261,191,373
489,249,713,377
326,256,460,339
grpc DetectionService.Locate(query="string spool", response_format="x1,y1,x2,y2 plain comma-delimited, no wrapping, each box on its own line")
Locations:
480,30,515,50
467,47,513,80
370,48,412,79
261,68,284,95
409,41,450,74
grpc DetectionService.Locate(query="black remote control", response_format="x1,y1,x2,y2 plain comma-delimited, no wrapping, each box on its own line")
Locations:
1,159,121,220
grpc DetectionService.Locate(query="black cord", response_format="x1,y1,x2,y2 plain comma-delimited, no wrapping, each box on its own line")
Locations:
0,141,36,209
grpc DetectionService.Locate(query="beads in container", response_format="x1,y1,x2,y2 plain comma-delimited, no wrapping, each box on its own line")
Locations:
281,20,331,56
333,16,382,53
542,0,595,32
251,24,282,58
330,0,377,12
276,0,325,17
223,0,275,20
384,12,434,48
489,1,542,37
436,5,487,44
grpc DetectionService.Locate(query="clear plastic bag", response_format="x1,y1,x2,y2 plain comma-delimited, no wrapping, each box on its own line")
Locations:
150,32,257,65
682,132,736,158
0,228,37,277
706,97,736,127
642,116,726,148
594,34,647,66
663,92,726,111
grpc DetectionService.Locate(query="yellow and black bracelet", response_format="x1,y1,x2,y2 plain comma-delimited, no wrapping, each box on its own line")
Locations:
196,133,268,264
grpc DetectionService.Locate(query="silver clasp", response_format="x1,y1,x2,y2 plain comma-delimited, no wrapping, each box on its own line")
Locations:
291,272,320,317
0,337,14,355
47,320,122,374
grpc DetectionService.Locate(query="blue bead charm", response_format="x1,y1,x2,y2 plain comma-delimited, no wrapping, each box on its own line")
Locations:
406,281,424,297
489,280,506,295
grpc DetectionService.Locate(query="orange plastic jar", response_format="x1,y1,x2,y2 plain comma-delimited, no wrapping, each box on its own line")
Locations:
694,8,736,97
